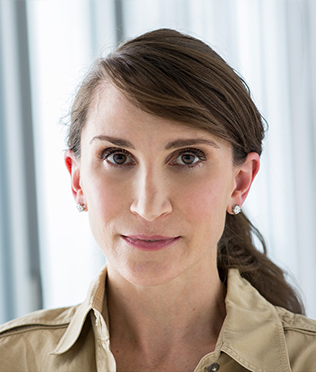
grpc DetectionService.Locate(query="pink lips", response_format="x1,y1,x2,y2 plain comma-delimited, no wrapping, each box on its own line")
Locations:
122,235,180,251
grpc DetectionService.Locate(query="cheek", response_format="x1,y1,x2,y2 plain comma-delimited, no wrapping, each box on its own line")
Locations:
82,170,130,230
179,173,230,214
178,174,230,237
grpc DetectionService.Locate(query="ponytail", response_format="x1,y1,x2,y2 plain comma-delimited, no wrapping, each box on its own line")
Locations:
218,212,305,314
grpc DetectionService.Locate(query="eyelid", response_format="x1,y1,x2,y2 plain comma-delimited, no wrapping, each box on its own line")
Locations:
170,147,207,159
176,147,206,157
168,147,207,166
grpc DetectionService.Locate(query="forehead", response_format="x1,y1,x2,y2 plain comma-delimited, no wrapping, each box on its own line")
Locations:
83,83,229,149
87,83,150,132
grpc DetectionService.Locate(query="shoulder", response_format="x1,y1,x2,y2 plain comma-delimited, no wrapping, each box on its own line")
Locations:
226,270,316,371
0,306,78,372
276,306,316,371
276,306,316,333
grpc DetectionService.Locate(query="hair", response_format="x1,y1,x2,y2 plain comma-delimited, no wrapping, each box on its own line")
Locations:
68,28,304,314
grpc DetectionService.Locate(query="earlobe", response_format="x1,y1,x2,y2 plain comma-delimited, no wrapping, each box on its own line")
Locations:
64,150,86,206
228,152,260,214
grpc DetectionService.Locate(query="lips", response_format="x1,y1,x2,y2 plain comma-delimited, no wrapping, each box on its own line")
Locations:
122,235,180,251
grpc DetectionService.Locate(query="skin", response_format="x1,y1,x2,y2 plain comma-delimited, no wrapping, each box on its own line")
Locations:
65,83,260,372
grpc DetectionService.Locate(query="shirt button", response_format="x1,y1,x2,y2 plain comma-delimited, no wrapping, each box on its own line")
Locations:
208,363,220,372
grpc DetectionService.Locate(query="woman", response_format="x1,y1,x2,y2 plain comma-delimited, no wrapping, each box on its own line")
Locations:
1,28,316,372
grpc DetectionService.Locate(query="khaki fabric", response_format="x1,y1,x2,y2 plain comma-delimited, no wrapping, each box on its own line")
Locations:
1,267,316,372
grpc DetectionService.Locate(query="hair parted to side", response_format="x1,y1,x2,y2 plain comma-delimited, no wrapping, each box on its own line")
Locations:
68,28,304,314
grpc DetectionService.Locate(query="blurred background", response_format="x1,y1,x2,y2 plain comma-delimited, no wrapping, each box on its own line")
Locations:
0,0,315,323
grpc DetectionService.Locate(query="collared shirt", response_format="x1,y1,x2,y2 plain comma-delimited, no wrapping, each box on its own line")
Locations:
1,267,316,372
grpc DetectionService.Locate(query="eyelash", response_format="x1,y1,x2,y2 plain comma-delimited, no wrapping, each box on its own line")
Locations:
101,147,135,168
100,147,207,169
169,148,207,168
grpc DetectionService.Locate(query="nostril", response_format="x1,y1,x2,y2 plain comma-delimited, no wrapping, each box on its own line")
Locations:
130,198,172,221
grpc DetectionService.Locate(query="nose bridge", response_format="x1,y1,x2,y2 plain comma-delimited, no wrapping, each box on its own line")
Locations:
130,164,172,221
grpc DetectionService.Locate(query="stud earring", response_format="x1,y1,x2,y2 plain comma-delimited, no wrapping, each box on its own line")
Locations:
232,204,241,215
76,203,86,213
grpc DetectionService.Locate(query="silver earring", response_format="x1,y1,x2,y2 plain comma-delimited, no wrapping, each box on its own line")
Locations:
232,204,241,215
76,203,86,213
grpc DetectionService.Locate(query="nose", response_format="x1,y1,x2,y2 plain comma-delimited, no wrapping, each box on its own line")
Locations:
130,168,172,221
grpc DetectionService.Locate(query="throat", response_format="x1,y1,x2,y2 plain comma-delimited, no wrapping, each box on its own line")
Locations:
107,276,226,359
111,331,219,372
106,259,226,371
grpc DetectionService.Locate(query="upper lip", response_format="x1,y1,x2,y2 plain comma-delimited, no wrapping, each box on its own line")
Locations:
123,235,178,241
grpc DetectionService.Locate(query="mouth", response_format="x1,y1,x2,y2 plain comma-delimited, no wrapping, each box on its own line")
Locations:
121,235,180,251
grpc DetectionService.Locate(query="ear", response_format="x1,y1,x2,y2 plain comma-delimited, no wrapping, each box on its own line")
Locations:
228,152,260,214
64,150,86,207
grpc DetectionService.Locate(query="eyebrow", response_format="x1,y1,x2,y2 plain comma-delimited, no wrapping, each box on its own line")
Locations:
165,138,220,150
90,135,135,149
90,135,220,150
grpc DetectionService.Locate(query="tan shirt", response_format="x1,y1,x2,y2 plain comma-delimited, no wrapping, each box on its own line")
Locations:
1,267,316,372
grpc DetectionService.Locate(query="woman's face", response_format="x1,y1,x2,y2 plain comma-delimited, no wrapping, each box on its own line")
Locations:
66,84,258,287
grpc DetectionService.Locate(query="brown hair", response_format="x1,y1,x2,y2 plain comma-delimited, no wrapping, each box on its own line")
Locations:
68,28,304,314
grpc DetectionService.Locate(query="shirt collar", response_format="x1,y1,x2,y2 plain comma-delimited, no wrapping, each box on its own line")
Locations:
49,265,109,355
50,266,292,372
215,269,291,372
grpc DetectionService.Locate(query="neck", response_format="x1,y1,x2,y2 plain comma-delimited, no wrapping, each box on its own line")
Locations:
106,257,226,355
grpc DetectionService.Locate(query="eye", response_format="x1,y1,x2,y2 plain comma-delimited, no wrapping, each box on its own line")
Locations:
108,153,128,164
178,154,199,165
102,148,135,166
170,148,206,167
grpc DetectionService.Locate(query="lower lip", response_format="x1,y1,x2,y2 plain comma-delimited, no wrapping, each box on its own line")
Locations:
122,236,180,251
